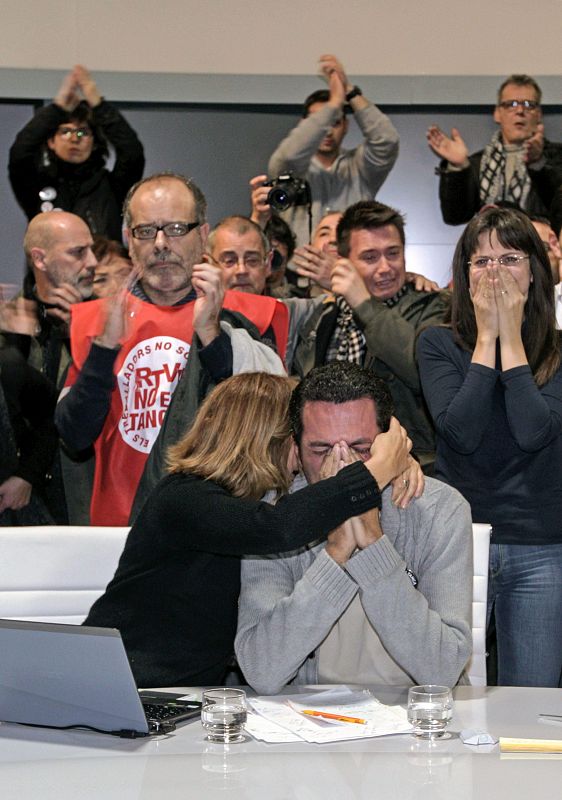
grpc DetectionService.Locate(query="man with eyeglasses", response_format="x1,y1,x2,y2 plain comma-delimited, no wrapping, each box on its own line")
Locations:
267,54,399,249
427,74,562,226
56,174,286,526
9,64,144,241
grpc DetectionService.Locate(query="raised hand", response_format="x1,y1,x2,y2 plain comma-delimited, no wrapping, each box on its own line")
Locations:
318,54,347,109
331,258,370,308
495,265,527,365
293,244,335,290
249,174,272,228
471,267,499,342
73,65,102,108
318,54,351,93
426,125,470,168
524,123,545,165
366,416,412,489
53,68,81,112
192,259,224,346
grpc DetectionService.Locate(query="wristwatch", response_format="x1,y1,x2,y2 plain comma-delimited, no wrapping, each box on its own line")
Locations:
345,85,362,103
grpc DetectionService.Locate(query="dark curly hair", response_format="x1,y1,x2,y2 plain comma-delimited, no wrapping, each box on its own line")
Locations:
289,362,393,444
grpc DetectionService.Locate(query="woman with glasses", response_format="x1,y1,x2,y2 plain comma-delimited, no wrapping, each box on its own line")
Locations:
84,372,417,688
9,65,144,241
418,207,562,687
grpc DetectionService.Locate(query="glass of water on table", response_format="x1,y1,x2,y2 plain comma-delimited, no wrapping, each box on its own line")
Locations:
202,688,247,743
407,685,453,739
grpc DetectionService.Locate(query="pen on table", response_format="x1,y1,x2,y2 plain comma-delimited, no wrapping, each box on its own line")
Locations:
300,710,366,725
500,737,562,753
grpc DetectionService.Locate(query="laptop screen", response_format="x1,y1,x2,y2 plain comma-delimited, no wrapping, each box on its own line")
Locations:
0,619,149,734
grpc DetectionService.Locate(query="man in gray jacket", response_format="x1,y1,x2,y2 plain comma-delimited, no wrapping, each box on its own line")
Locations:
268,54,399,248
235,363,473,694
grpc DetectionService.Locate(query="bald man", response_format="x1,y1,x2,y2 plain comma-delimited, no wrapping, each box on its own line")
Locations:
23,211,97,334
0,211,97,523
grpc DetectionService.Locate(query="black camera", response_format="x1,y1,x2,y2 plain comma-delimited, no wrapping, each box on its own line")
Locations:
265,173,311,212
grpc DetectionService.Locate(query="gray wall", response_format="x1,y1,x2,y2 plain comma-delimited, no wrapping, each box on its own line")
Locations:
2,102,561,287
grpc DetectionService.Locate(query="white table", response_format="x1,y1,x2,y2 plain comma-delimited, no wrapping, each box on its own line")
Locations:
1,686,561,799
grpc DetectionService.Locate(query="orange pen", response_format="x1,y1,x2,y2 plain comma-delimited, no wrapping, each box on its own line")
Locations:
300,709,366,724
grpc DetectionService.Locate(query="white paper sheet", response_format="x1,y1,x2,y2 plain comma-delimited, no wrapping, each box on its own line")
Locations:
246,686,412,744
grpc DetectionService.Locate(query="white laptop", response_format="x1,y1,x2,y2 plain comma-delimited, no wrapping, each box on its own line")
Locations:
0,619,201,737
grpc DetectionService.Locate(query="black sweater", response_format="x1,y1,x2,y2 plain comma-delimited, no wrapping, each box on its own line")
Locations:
84,462,380,687
418,326,562,545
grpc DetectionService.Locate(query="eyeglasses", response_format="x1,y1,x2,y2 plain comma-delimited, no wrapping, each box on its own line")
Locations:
216,254,266,269
131,222,199,240
57,126,93,140
498,100,539,111
468,254,530,269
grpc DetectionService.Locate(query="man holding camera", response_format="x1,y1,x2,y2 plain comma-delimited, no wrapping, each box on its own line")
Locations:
267,54,399,249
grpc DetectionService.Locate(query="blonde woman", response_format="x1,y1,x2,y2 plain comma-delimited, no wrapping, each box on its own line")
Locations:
85,372,413,687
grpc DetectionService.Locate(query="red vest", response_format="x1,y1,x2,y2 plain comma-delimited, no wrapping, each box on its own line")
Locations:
67,291,289,525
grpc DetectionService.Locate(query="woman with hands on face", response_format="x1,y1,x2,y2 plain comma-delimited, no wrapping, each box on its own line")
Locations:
417,207,562,688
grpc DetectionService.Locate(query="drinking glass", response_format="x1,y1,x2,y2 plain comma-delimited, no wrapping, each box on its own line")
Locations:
201,688,247,743
407,685,453,739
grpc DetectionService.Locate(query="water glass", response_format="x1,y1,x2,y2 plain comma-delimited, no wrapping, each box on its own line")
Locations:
407,685,453,739
201,688,247,743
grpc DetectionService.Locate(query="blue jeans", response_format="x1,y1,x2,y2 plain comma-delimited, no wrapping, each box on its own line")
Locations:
487,543,562,687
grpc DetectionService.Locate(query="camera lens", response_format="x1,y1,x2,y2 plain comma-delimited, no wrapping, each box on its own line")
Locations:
268,188,291,212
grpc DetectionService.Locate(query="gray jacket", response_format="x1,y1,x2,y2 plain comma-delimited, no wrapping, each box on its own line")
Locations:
235,477,473,694
269,103,399,247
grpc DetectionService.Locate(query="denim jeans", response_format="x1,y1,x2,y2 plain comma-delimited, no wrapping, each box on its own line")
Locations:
487,542,562,687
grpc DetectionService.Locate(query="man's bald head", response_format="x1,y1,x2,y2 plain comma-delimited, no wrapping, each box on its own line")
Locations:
24,211,87,259
24,211,97,299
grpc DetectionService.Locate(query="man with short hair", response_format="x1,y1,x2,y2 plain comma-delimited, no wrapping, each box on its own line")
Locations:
428,74,562,225
55,174,285,526
208,215,272,296
292,201,449,470
0,211,98,523
207,214,313,367
268,54,399,247
235,362,473,693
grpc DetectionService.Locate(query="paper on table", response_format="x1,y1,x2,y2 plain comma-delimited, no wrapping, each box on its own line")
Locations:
247,686,411,744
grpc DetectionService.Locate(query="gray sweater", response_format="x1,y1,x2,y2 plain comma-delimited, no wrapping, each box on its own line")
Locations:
268,102,399,247
235,477,473,694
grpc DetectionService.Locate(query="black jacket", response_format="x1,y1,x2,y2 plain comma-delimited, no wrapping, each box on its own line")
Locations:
437,140,562,226
9,101,144,241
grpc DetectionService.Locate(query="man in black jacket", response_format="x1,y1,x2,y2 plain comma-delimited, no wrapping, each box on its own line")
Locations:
427,74,562,226
9,65,144,241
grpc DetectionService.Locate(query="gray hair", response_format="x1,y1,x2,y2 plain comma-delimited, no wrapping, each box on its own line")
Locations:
122,172,207,228
207,215,270,255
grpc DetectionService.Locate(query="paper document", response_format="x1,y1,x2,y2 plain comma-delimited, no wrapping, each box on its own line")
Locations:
246,686,411,744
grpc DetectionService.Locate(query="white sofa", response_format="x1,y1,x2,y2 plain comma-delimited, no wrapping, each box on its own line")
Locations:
0,526,129,624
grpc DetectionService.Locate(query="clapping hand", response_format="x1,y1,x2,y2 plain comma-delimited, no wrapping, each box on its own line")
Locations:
426,125,470,168
192,258,224,346
524,123,545,165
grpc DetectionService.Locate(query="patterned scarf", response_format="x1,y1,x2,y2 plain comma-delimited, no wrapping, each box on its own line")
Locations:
326,295,366,365
479,130,531,207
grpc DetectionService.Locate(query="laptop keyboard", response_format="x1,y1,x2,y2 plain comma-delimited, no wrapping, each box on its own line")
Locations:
143,703,190,721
